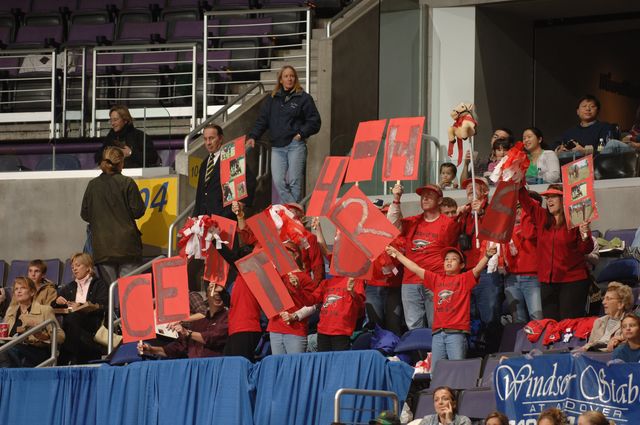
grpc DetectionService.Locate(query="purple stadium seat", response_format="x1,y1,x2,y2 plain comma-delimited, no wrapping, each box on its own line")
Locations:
498,322,525,352
581,351,614,363
430,358,483,390
224,17,272,37
211,0,251,10
77,0,115,10
65,22,115,46
30,0,78,13
597,258,640,285
10,25,64,48
0,25,12,45
604,228,637,248
5,260,30,301
127,51,178,72
0,260,6,287
0,155,22,170
125,0,167,8
594,152,639,180
458,388,497,420
35,154,82,172
393,328,432,353
514,326,550,353
44,258,63,286
0,0,25,13
62,258,74,285
115,20,167,44
414,390,437,419
70,10,110,25
168,19,205,42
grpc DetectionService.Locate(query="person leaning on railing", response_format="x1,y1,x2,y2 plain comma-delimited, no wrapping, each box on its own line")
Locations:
0,277,65,368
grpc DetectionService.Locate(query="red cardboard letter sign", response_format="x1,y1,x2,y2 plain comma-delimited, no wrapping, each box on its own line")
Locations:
204,215,237,286
381,116,425,181
153,256,190,324
478,180,519,243
220,135,248,207
235,249,294,318
306,156,349,217
345,119,387,183
246,211,298,274
118,273,155,343
329,231,373,279
328,185,400,260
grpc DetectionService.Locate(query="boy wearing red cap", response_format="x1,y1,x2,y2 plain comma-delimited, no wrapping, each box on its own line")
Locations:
386,244,497,369
387,183,458,330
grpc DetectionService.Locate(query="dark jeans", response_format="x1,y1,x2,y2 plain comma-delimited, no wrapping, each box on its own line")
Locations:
541,279,591,320
0,344,49,367
223,331,262,362
471,270,504,354
365,285,404,336
317,334,351,352
59,312,103,365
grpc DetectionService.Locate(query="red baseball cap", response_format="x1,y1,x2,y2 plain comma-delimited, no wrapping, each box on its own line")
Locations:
540,188,563,197
441,246,465,262
416,184,443,198
461,177,489,191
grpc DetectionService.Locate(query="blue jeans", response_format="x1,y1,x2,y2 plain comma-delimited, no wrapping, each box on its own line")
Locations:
602,139,634,154
271,138,307,204
401,283,434,330
504,274,543,323
270,332,307,355
431,331,468,370
366,285,387,326
632,226,640,248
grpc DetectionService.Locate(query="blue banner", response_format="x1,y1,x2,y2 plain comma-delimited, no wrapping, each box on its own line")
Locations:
495,354,640,424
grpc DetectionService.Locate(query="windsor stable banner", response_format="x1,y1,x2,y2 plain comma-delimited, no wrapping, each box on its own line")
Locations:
495,354,640,424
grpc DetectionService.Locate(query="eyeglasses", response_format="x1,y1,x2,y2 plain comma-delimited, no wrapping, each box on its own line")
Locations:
603,295,621,302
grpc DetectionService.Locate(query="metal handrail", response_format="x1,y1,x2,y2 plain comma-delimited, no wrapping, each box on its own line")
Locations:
107,255,166,354
326,0,369,38
183,81,265,152
0,319,59,367
333,388,399,423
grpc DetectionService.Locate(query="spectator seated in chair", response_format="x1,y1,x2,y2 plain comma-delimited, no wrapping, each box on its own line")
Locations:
408,386,471,425
138,282,228,359
27,259,58,306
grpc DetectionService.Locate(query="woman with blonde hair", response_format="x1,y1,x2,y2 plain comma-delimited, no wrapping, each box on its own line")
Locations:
52,253,108,364
95,104,159,168
82,147,146,286
246,65,321,203
579,281,633,352
0,277,65,367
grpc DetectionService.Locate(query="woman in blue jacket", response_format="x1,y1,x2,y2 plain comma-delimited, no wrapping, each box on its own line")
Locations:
246,65,321,203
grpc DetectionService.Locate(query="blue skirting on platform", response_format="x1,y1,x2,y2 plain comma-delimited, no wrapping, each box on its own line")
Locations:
0,351,413,425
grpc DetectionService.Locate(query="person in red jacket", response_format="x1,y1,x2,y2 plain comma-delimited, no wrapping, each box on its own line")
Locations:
223,275,263,361
285,203,325,287
503,194,543,323
457,177,504,353
518,183,593,320
283,277,365,352
387,183,458,330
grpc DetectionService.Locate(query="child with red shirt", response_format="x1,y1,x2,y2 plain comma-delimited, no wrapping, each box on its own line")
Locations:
386,243,497,369
283,277,365,352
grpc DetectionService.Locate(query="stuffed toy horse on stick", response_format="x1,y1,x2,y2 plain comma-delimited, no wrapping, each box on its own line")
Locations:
447,102,477,166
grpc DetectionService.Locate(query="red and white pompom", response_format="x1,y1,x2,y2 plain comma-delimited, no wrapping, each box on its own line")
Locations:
489,141,530,183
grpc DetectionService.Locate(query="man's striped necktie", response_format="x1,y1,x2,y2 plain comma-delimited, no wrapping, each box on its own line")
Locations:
205,153,214,183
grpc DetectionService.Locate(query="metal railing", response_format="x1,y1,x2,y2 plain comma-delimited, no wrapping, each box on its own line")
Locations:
183,81,265,152
203,7,311,116
0,319,60,367
0,48,57,139
61,47,87,138
91,43,198,136
326,0,371,38
333,388,399,424
107,255,165,354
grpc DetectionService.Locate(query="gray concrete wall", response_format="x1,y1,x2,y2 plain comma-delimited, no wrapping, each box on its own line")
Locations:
311,2,380,195
474,7,533,157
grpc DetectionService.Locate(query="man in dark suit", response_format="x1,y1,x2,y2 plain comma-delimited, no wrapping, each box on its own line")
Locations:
189,124,255,290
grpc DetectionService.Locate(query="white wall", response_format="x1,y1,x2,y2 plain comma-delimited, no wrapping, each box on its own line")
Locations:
429,7,476,172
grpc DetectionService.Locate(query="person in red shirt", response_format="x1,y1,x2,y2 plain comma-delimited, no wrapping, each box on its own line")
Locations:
223,274,263,361
283,277,365,352
386,244,497,369
285,203,326,287
387,183,458,330
518,183,593,320
268,241,315,354
503,194,543,323
456,176,504,353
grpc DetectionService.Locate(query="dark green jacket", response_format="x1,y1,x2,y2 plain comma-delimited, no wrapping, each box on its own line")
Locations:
81,172,146,264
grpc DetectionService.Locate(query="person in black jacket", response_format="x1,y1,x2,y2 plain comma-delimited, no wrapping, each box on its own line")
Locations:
52,253,109,365
192,124,255,219
246,65,321,203
95,104,159,168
